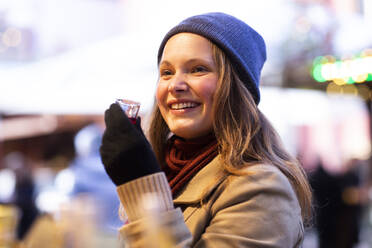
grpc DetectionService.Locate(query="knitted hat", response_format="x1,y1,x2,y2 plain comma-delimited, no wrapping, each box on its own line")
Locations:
157,12,267,104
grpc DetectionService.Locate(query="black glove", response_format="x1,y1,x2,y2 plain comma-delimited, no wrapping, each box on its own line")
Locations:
100,103,161,186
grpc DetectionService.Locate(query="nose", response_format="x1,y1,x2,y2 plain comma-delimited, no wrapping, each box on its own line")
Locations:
168,73,188,93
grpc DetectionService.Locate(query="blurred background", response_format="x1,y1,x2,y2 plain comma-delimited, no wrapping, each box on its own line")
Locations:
0,0,371,247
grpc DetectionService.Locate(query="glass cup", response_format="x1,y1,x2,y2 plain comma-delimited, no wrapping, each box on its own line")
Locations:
115,99,141,124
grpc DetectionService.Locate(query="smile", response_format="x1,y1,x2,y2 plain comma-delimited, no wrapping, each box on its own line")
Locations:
170,102,199,110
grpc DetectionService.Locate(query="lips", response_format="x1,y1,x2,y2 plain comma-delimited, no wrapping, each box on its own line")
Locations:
171,102,199,110
168,100,201,110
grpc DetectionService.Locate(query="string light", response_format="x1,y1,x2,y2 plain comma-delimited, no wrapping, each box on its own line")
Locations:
312,49,372,84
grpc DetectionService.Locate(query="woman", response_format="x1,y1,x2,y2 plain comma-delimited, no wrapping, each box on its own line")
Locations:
100,12,312,247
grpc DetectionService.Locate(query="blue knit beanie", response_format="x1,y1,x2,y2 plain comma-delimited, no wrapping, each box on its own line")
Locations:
157,12,267,104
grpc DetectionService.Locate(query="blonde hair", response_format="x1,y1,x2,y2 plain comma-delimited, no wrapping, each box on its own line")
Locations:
149,41,312,223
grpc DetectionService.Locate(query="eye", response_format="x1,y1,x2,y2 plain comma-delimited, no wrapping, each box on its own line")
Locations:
160,68,173,79
191,66,208,73
161,69,172,76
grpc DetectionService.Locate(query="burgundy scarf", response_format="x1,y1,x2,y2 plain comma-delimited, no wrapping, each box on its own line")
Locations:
163,133,218,197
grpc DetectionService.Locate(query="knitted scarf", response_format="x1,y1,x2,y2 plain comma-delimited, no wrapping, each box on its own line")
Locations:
163,133,218,197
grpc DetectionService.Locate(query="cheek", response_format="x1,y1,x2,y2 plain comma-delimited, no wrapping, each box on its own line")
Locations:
155,83,168,115
155,83,166,104
198,80,217,104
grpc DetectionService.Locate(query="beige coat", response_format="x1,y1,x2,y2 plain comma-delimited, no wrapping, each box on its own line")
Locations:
117,156,304,247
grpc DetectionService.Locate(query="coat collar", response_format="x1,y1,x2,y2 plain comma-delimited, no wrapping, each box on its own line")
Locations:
173,155,227,204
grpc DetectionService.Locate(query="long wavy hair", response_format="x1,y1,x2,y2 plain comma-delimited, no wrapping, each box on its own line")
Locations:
148,41,312,223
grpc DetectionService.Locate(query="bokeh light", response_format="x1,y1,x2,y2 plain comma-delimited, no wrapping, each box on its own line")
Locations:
0,169,16,201
326,82,343,95
342,84,358,96
2,27,22,47
312,49,372,84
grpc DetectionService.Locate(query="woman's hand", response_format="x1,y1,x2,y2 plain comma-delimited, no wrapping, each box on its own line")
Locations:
100,103,161,186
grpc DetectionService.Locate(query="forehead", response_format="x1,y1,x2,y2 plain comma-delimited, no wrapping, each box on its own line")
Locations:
161,33,213,60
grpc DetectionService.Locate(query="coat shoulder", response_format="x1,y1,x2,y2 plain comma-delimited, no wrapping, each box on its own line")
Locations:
212,163,302,217
199,163,305,247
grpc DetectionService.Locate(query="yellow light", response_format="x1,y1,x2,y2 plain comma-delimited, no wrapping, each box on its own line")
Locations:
353,73,368,83
324,55,336,63
341,84,358,96
326,82,342,95
333,78,347,85
2,28,22,47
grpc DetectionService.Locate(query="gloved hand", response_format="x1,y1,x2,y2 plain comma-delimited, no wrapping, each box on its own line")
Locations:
100,103,161,186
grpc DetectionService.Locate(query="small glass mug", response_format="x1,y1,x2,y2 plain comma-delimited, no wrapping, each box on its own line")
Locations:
115,99,141,124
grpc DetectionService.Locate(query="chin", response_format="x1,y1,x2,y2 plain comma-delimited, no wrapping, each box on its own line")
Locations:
170,128,194,139
171,128,209,140
167,119,212,139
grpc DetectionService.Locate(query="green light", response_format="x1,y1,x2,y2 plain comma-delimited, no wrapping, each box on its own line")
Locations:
313,64,326,82
311,50,372,84
346,77,355,84
313,56,326,67
367,74,372,81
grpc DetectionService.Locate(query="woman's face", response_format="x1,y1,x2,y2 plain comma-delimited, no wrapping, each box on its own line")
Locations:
156,33,218,139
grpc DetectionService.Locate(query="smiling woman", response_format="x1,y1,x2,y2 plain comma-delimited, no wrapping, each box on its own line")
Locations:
156,33,218,139
99,12,312,248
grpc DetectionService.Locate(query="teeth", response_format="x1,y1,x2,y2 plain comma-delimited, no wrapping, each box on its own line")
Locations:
171,102,197,110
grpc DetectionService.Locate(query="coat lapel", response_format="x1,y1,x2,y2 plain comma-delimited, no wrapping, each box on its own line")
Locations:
173,155,227,205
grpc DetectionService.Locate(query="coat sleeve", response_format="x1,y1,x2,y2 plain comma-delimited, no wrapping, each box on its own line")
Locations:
194,165,304,248
116,172,193,247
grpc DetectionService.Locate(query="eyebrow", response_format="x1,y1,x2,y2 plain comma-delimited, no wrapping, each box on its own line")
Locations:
187,58,214,65
159,60,172,67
